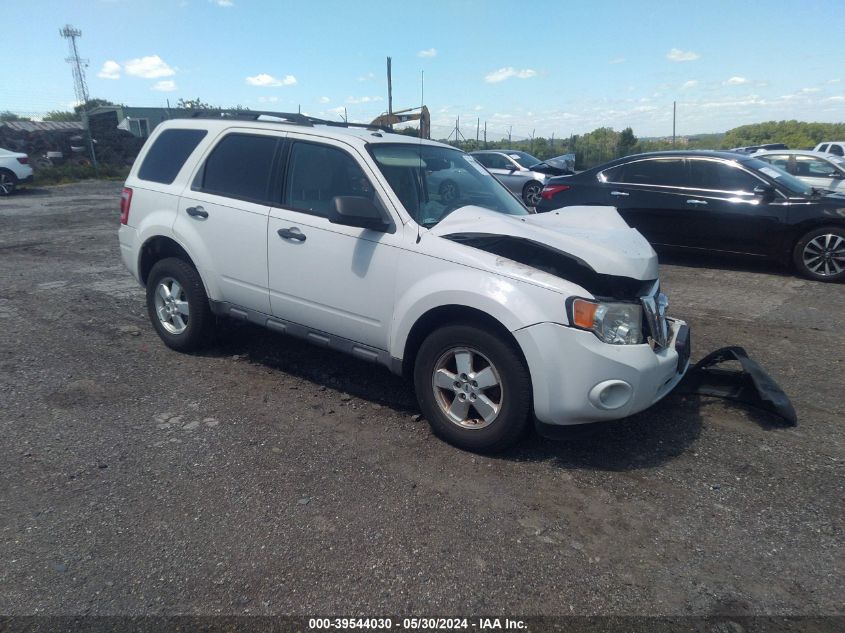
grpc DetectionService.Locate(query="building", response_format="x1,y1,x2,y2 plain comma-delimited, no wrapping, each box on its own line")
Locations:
87,106,194,138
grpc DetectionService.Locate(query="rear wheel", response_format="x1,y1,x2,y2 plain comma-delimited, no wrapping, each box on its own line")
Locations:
146,257,215,351
413,324,531,453
793,226,845,282
522,181,543,207
0,170,16,196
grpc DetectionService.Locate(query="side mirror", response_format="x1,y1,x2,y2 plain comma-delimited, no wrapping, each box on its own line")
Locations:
329,196,390,232
506,164,518,171
753,184,776,201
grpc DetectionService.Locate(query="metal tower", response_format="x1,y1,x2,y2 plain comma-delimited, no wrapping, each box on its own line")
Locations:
59,24,97,173
60,24,90,107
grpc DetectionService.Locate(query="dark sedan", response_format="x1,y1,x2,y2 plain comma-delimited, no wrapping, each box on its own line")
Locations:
537,151,845,282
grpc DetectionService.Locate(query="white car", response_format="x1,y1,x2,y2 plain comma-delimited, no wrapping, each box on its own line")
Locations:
118,113,689,452
0,147,34,196
813,142,845,158
755,150,845,193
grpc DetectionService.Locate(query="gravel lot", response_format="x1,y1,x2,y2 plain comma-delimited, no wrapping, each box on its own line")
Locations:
0,181,842,621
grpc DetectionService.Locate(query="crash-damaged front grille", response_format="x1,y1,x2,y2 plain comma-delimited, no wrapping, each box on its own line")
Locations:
641,284,670,349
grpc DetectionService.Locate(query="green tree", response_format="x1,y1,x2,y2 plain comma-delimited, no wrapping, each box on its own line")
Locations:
43,110,79,122
0,111,31,122
617,127,638,156
177,97,215,110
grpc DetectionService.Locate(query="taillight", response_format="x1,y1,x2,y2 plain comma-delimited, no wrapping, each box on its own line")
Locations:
541,184,571,200
120,187,133,225
16,157,28,165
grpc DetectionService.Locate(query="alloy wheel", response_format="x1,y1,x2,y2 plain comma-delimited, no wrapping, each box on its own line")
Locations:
0,173,15,196
802,233,845,277
431,346,503,429
153,276,190,334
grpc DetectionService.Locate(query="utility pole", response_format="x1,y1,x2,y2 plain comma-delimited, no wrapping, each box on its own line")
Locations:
60,24,98,175
484,121,487,148
508,125,512,146
476,117,480,147
551,132,555,153
386,57,393,118
672,100,676,148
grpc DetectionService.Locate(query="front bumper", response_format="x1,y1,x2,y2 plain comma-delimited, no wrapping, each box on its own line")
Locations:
514,317,689,426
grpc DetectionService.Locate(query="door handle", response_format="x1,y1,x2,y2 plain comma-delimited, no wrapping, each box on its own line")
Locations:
186,206,208,218
686,199,708,205
610,190,629,196
277,227,306,242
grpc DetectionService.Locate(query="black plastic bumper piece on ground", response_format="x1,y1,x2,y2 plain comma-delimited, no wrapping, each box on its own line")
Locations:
677,345,797,426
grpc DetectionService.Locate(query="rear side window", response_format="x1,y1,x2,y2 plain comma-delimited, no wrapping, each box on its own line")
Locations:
830,144,844,157
137,128,207,184
689,160,759,192
818,144,829,153
618,158,686,186
197,133,278,203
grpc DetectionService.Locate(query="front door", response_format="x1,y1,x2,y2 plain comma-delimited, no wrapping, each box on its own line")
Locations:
267,138,400,350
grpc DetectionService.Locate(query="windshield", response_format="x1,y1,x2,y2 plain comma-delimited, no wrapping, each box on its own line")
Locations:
507,151,542,168
369,144,529,228
743,158,813,196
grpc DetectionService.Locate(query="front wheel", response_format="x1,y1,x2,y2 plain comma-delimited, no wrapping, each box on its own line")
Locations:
413,324,532,453
146,257,215,351
792,226,845,282
522,181,543,207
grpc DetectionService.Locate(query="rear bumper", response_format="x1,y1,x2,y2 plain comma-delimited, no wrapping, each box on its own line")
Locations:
514,318,689,426
118,224,140,283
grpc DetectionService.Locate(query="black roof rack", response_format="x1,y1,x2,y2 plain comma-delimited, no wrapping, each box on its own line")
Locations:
185,109,391,133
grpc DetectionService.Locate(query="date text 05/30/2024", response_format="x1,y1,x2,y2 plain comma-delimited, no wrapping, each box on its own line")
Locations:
308,618,527,630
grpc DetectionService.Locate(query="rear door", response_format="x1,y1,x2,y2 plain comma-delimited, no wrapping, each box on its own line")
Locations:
175,130,279,313
600,156,696,247
793,154,843,192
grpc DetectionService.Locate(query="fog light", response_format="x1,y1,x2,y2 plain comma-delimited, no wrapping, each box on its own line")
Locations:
588,380,633,410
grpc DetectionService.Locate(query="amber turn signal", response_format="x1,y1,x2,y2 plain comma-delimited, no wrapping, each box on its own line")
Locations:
572,299,599,329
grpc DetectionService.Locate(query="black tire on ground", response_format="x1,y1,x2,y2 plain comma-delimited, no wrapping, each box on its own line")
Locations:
792,225,845,282
145,257,215,352
439,179,460,203
522,181,543,207
0,169,17,196
413,323,532,453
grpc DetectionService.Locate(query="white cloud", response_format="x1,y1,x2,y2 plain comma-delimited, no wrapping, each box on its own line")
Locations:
484,67,538,83
800,87,820,93
357,72,375,82
151,80,176,92
681,80,698,90
319,96,330,104
474,105,483,111
417,48,437,58
257,96,279,103
666,48,700,62
97,60,121,80
327,106,346,115
125,55,176,79
828,78,841,84
345,95,383,104
608,57,625,64
245,73,297,87
825,95,845,102
212,0,233,5
725,76,749,85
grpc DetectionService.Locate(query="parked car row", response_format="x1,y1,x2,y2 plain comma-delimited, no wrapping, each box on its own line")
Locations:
537,150,845,281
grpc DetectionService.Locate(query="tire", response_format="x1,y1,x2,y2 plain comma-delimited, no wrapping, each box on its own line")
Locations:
439,179,460,203
0,170,17,196
413,324,532,453
522,181,543,207
792,226,845,282
146,257,215,352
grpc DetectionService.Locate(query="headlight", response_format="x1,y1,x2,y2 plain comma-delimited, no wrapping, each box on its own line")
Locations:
570,298,643,345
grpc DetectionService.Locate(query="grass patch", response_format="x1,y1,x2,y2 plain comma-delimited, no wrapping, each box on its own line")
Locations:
33,163,130,186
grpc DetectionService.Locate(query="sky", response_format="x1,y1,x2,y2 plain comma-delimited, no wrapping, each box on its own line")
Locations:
4,0,845,141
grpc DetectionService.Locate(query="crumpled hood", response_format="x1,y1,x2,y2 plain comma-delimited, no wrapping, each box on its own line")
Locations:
428,205,658,280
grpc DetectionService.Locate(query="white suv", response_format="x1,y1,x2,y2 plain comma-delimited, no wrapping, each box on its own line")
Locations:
118,112,690,452
0,147,34,195
814,142,845,157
